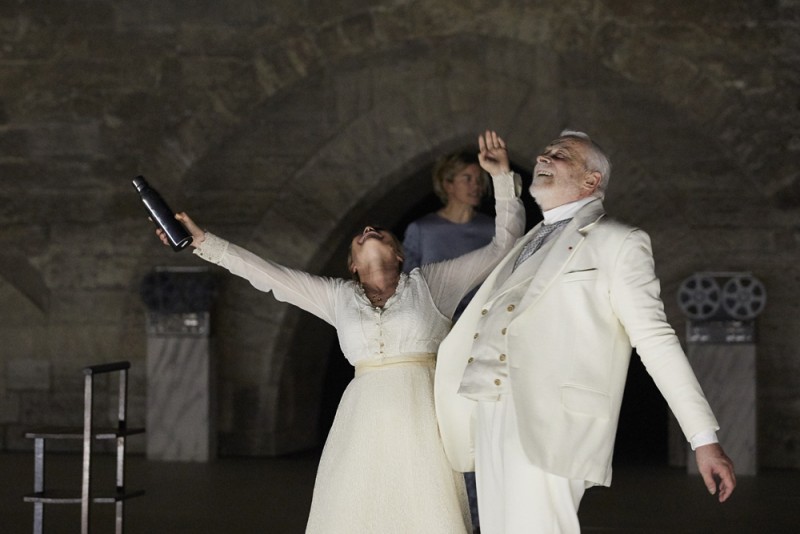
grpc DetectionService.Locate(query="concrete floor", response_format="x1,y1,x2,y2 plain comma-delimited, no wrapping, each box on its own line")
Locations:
3,451,799,533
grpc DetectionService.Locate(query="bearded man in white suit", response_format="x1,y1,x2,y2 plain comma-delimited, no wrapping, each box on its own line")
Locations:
434,130,736,534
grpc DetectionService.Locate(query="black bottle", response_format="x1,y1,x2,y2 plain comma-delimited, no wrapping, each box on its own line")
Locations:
132,175,193,252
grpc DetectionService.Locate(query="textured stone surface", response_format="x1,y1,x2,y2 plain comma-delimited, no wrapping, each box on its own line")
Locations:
685,344,758,475
7,359,51,391
146,334,215,462
0,0,798,469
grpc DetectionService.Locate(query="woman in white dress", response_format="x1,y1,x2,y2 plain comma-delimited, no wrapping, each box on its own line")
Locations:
153,131,524,533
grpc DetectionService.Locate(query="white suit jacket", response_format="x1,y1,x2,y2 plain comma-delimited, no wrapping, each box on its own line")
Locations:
434,198,719,486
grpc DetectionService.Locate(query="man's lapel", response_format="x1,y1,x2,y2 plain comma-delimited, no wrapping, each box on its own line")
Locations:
482,222,545,301
513,200,606,311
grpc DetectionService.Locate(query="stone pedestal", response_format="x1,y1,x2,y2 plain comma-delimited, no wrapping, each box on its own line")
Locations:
140,267,217,462
671,272,763,475
685,343,757,475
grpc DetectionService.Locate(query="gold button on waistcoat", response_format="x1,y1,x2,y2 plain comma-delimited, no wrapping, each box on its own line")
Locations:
481,309,488,315
507,304,515,312
468,357,474,363
473,332,479,339
499,354,506,362
501,327,507,335
494,379,502,386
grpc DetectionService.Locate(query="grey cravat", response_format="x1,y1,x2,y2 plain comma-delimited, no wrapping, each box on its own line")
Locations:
512,218,571,271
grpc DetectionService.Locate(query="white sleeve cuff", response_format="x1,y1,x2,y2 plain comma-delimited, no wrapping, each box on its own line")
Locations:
690,429,719,450
193,232,228,264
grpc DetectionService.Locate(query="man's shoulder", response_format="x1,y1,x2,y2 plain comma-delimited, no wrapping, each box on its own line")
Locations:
585,216,655,258
582,215,649,248
597,215,638,233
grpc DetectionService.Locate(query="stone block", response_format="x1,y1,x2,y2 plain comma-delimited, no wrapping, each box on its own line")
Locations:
0,392,20,423
686,343,757,475
18,390,84,428
7,359,50,391
146,335,216,462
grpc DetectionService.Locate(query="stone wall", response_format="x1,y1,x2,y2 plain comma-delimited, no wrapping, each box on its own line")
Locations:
0,1,798,466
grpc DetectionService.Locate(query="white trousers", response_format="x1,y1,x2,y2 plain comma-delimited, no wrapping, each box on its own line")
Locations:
474,395,586,534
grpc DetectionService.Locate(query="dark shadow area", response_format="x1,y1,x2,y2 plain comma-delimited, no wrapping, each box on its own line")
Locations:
613,349,669,466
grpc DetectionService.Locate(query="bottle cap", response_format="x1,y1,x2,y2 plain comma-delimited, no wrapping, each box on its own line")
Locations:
132,175,148,191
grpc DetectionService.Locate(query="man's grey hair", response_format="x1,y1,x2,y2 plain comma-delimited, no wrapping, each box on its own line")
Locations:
558,129,611,199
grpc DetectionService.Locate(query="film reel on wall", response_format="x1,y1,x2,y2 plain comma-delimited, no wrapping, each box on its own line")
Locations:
678,272,766,321
721,275,767,320
677,273,721,320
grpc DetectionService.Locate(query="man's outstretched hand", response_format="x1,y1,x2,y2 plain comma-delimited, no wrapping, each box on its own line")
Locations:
695,443,736,502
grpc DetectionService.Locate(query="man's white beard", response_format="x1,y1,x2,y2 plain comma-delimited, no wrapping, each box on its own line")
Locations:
529,179,582,210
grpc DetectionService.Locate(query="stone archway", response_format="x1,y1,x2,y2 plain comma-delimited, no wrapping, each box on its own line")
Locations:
171,33,773,455
1,0,795,466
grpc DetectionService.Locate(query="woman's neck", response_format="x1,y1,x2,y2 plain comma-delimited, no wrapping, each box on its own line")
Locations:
358,266,400,306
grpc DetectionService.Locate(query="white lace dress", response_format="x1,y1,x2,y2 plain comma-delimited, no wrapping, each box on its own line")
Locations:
192,172,524,534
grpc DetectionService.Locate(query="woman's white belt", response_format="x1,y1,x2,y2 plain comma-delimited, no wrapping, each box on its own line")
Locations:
354,353,435,377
